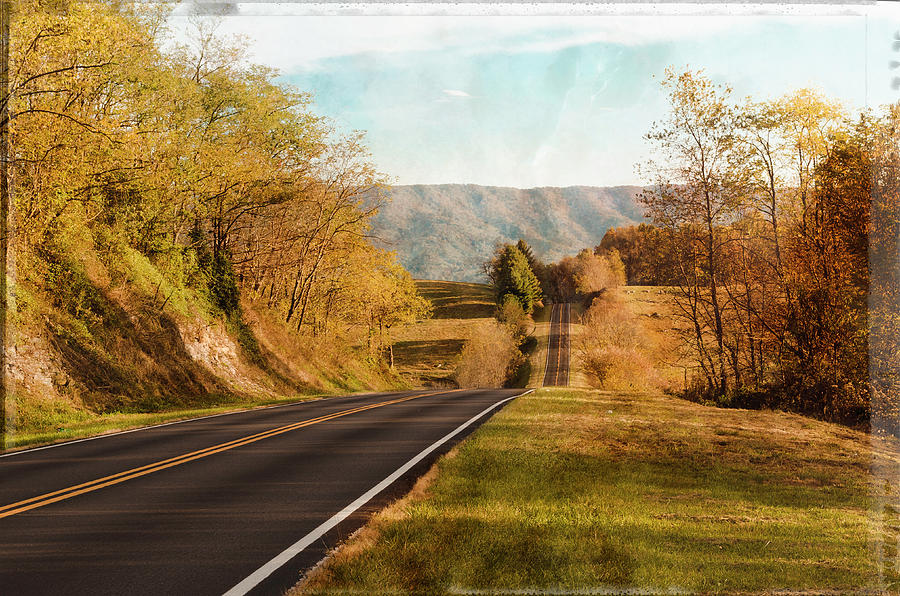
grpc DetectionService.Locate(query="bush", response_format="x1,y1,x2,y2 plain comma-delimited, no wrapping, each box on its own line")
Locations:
581,345,657,391
578,290,660,391
455,322,524,388
496,294,530,344
39,252,108,328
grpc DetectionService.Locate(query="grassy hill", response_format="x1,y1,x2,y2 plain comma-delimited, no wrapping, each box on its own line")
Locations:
370,184,645,282
7,279,508,450
391,281,496,387
6,246,406,451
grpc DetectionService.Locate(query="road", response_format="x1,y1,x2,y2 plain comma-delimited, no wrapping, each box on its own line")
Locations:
542,302,570,387
0,388,525,595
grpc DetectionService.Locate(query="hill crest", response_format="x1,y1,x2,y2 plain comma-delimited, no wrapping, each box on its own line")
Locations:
370,183,647,282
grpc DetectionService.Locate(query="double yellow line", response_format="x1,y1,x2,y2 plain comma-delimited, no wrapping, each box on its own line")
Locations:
557,303,569,387
0,389,461,520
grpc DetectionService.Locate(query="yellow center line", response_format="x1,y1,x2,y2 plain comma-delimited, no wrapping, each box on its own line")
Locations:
545,303,558,386
0,389,463,519
555,304,563,386
1,402,393,514
559,302,572,387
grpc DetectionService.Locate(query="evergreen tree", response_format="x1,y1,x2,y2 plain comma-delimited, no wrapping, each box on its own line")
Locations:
493,245,542,314
515,238,546,298
516,239,537,272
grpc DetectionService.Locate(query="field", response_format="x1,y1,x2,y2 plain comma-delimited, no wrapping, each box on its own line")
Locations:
296,387,899,594
621,286,690,391
391,281,498,387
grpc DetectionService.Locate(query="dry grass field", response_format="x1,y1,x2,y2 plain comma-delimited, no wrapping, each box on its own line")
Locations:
620,286,689,391
392,281,500,387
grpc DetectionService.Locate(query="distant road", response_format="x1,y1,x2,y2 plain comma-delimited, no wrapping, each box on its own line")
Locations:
0,388,526,595
542,303,571,387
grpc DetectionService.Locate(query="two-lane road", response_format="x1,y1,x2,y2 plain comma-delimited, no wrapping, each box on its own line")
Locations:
0,388,526,595
542,303,570,387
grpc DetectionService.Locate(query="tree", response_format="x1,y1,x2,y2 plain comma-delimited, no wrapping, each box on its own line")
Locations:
488,244,542,314
573,249,625,296
640,68,743,396
785,134,870,420
869,104,900,432
515,238,542,276
7,1,426,377
597,224,678,285
635,69,878,423
496,294,529,344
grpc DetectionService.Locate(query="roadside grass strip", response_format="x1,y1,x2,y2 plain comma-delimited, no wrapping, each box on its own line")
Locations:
298,388,895,594
0,390,462,519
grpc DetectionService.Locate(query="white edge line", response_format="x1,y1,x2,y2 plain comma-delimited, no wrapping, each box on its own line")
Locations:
222,389,534,596
0,390,417,459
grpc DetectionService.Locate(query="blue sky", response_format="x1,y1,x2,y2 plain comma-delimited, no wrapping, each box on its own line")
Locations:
171,4,900,188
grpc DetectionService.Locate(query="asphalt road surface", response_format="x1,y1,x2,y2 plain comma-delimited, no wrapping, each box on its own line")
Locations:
0,388,526,595
542,303,571,387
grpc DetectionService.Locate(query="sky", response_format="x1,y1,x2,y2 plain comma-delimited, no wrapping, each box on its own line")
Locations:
169,3,900,188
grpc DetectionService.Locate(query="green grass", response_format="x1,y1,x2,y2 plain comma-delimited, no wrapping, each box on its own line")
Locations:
298,388,895,594
3,392,331,452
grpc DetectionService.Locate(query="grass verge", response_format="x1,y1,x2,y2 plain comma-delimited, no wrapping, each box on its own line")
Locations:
295,388,897,594
4,392,334,453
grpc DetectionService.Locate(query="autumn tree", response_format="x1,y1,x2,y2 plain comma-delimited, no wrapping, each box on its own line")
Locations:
640,68,744,395
869,104,900,432
785,133,870,420
337,250,431,363
7,1,429,380
573,248,625,296
541,256,577,302
632,68,888,424
597,224,679,285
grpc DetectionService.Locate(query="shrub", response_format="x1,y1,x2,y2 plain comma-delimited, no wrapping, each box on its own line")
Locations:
578,290,660,391
496,294,530,344
581,345,656,391
455,322,523,388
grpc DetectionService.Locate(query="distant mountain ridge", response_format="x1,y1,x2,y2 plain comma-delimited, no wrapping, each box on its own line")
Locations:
369,184,648,283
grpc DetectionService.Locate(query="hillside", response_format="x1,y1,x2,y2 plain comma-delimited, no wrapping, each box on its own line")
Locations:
390,281,495,387
6,245,406,451
370,185,646,282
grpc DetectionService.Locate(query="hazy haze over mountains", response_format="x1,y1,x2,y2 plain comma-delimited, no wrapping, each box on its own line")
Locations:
370,184,647,283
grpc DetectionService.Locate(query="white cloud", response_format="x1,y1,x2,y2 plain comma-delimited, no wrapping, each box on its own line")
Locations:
164,13,833,73
442,89,472,98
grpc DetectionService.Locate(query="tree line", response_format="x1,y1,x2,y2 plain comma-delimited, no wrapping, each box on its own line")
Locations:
485,239,626,310
483,70,899,428
8,1,428,360
633,69,899,426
